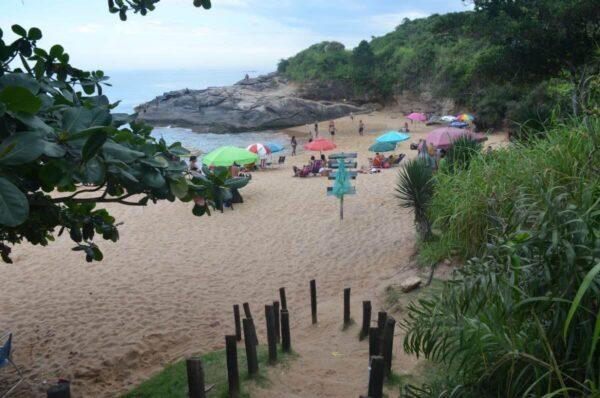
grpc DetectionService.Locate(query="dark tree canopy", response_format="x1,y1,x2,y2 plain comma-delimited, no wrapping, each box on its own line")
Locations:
0,2,240,263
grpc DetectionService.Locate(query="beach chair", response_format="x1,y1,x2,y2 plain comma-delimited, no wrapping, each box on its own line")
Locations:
277,156,286,166
0,333,24,398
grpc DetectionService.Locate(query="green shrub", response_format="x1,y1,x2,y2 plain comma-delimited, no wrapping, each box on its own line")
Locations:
396,159,435,240
444,136,483,173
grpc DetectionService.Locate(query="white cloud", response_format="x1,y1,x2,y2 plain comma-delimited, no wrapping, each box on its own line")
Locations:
73,24,103,34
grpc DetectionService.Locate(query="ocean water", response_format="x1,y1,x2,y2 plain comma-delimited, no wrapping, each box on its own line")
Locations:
103,69,290,153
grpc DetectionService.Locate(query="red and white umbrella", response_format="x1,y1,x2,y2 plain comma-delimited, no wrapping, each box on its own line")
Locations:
246,143,271,158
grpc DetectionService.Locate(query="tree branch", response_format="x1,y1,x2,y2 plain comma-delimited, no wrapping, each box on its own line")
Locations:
51,184,107,202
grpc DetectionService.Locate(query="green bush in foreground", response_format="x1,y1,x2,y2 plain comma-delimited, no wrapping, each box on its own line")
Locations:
402,118,600,397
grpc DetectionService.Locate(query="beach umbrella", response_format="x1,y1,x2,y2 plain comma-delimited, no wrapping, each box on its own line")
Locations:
202,146,259,167
456,113,475,122
427,128,487,149
246,143,271,158
441,115,457,122
265,142,284,153
406,112,427,122
450,121,469,129
332,160,352,221
375,130,410,143
369,141,396,153
303,138,337,152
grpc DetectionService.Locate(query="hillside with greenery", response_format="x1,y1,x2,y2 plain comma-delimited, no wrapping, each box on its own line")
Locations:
278,0,599,131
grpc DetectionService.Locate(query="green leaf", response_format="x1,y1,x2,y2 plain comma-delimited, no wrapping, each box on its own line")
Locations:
169,176,189,199
102,141,145,163
62,107,112,134
81,158,105,184
27,27,42,41
564,262,600,340
11,24,27,37
0,73,40,93
141,168,166,189
0,177,29,227
82,129,108,162
0,132,45,165
42,141,66,158
10,112,53,133
49,44,64,58
0,86,42,114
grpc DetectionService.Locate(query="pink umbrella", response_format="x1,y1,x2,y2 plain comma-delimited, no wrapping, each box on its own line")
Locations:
407,112,427,122
426,127,487,149
303,138,337,152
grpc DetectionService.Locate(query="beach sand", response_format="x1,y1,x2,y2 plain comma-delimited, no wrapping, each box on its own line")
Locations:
0,110,508,397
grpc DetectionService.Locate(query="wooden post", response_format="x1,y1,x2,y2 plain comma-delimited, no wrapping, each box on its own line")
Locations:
360,300,372,340
47,381,71,398
242,302,253,319
377,311,387,354
243,302,258,345
381,317,396,377
225,335,240,396
186,357,206,398
368,356,384,398
343,287,351,327
273,301,281,344
310,279,317,324
368,327,380,357
242,318,259,376
233,305,242,342
264,305,278,363
279,287,288,311
281,309,291,353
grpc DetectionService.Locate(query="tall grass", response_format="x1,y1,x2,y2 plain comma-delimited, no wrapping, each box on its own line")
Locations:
402,117,600,397
429,117,599,258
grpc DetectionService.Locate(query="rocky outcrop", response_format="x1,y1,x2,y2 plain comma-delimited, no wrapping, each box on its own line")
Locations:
135,73,366,133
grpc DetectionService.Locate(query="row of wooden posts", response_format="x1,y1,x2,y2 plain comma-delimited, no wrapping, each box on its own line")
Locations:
45,280,395,398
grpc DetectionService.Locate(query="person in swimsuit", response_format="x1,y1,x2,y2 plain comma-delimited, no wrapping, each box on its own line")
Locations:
329,120,336,141
358,120,364,136
291,136,297,156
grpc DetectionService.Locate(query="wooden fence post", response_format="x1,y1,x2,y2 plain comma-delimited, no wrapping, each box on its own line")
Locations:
360,300,371,340
281,309,291,353
368,327,380,357
242,318,259,376
368,356,384,398
310,279,317,324
377,311,387,353
225,335,240,396
381,317,396,377
47,380,71,398
343,287,351,327
264,305,278,363
242,302,258,345
273,301,281,344
186,357,206,398
233,304,242,342
279,287,288,311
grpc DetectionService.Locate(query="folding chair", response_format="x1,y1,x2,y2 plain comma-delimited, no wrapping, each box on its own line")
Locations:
1,333,24,398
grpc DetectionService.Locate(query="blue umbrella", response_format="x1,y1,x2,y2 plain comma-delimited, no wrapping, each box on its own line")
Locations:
375,131,410,143
265,142,284,153
369,141,396,153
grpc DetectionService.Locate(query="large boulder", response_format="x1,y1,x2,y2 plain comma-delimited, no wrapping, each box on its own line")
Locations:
135,73,365,133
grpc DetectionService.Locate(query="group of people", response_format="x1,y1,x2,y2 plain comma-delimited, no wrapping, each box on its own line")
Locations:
416,139,445,170
371,152,402,169
293,154,329,178
307,118,367,141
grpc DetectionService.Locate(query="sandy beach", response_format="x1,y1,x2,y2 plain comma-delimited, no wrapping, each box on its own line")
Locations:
0,110,507,397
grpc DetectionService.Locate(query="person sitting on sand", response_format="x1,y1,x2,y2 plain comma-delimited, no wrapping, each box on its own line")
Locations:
372,153,383,168
403,122,410,133
230,163,239,177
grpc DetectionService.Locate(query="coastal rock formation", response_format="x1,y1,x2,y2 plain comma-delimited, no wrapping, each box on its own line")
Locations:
135,73,365,133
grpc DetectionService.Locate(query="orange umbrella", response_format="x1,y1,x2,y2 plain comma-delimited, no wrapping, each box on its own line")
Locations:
303,138,337,152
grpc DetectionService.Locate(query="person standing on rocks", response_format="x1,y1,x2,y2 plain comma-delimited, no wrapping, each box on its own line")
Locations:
291,136,297,156
329,120,336,142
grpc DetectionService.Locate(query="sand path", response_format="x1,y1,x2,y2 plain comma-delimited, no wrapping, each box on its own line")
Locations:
0,111,506,397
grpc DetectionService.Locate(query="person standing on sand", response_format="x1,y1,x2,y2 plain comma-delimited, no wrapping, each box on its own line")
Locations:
314,122,319,138
358,120,365,136
291,136,297,156
350,112,354,121
329,120,336,141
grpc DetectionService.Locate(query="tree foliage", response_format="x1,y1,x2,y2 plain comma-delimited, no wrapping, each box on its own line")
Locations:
0,15,237,263
280,1,600,130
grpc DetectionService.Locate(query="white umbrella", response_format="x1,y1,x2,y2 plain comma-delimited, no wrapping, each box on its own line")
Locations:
441,115,457,122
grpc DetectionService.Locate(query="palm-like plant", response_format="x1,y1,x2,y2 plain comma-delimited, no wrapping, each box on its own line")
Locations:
445,136,483,172
396,159,434,240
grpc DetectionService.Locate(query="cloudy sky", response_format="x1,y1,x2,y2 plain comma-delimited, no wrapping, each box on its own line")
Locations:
1,0,470,71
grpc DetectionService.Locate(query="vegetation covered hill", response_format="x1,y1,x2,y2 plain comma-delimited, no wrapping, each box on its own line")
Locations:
278,1,599,131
